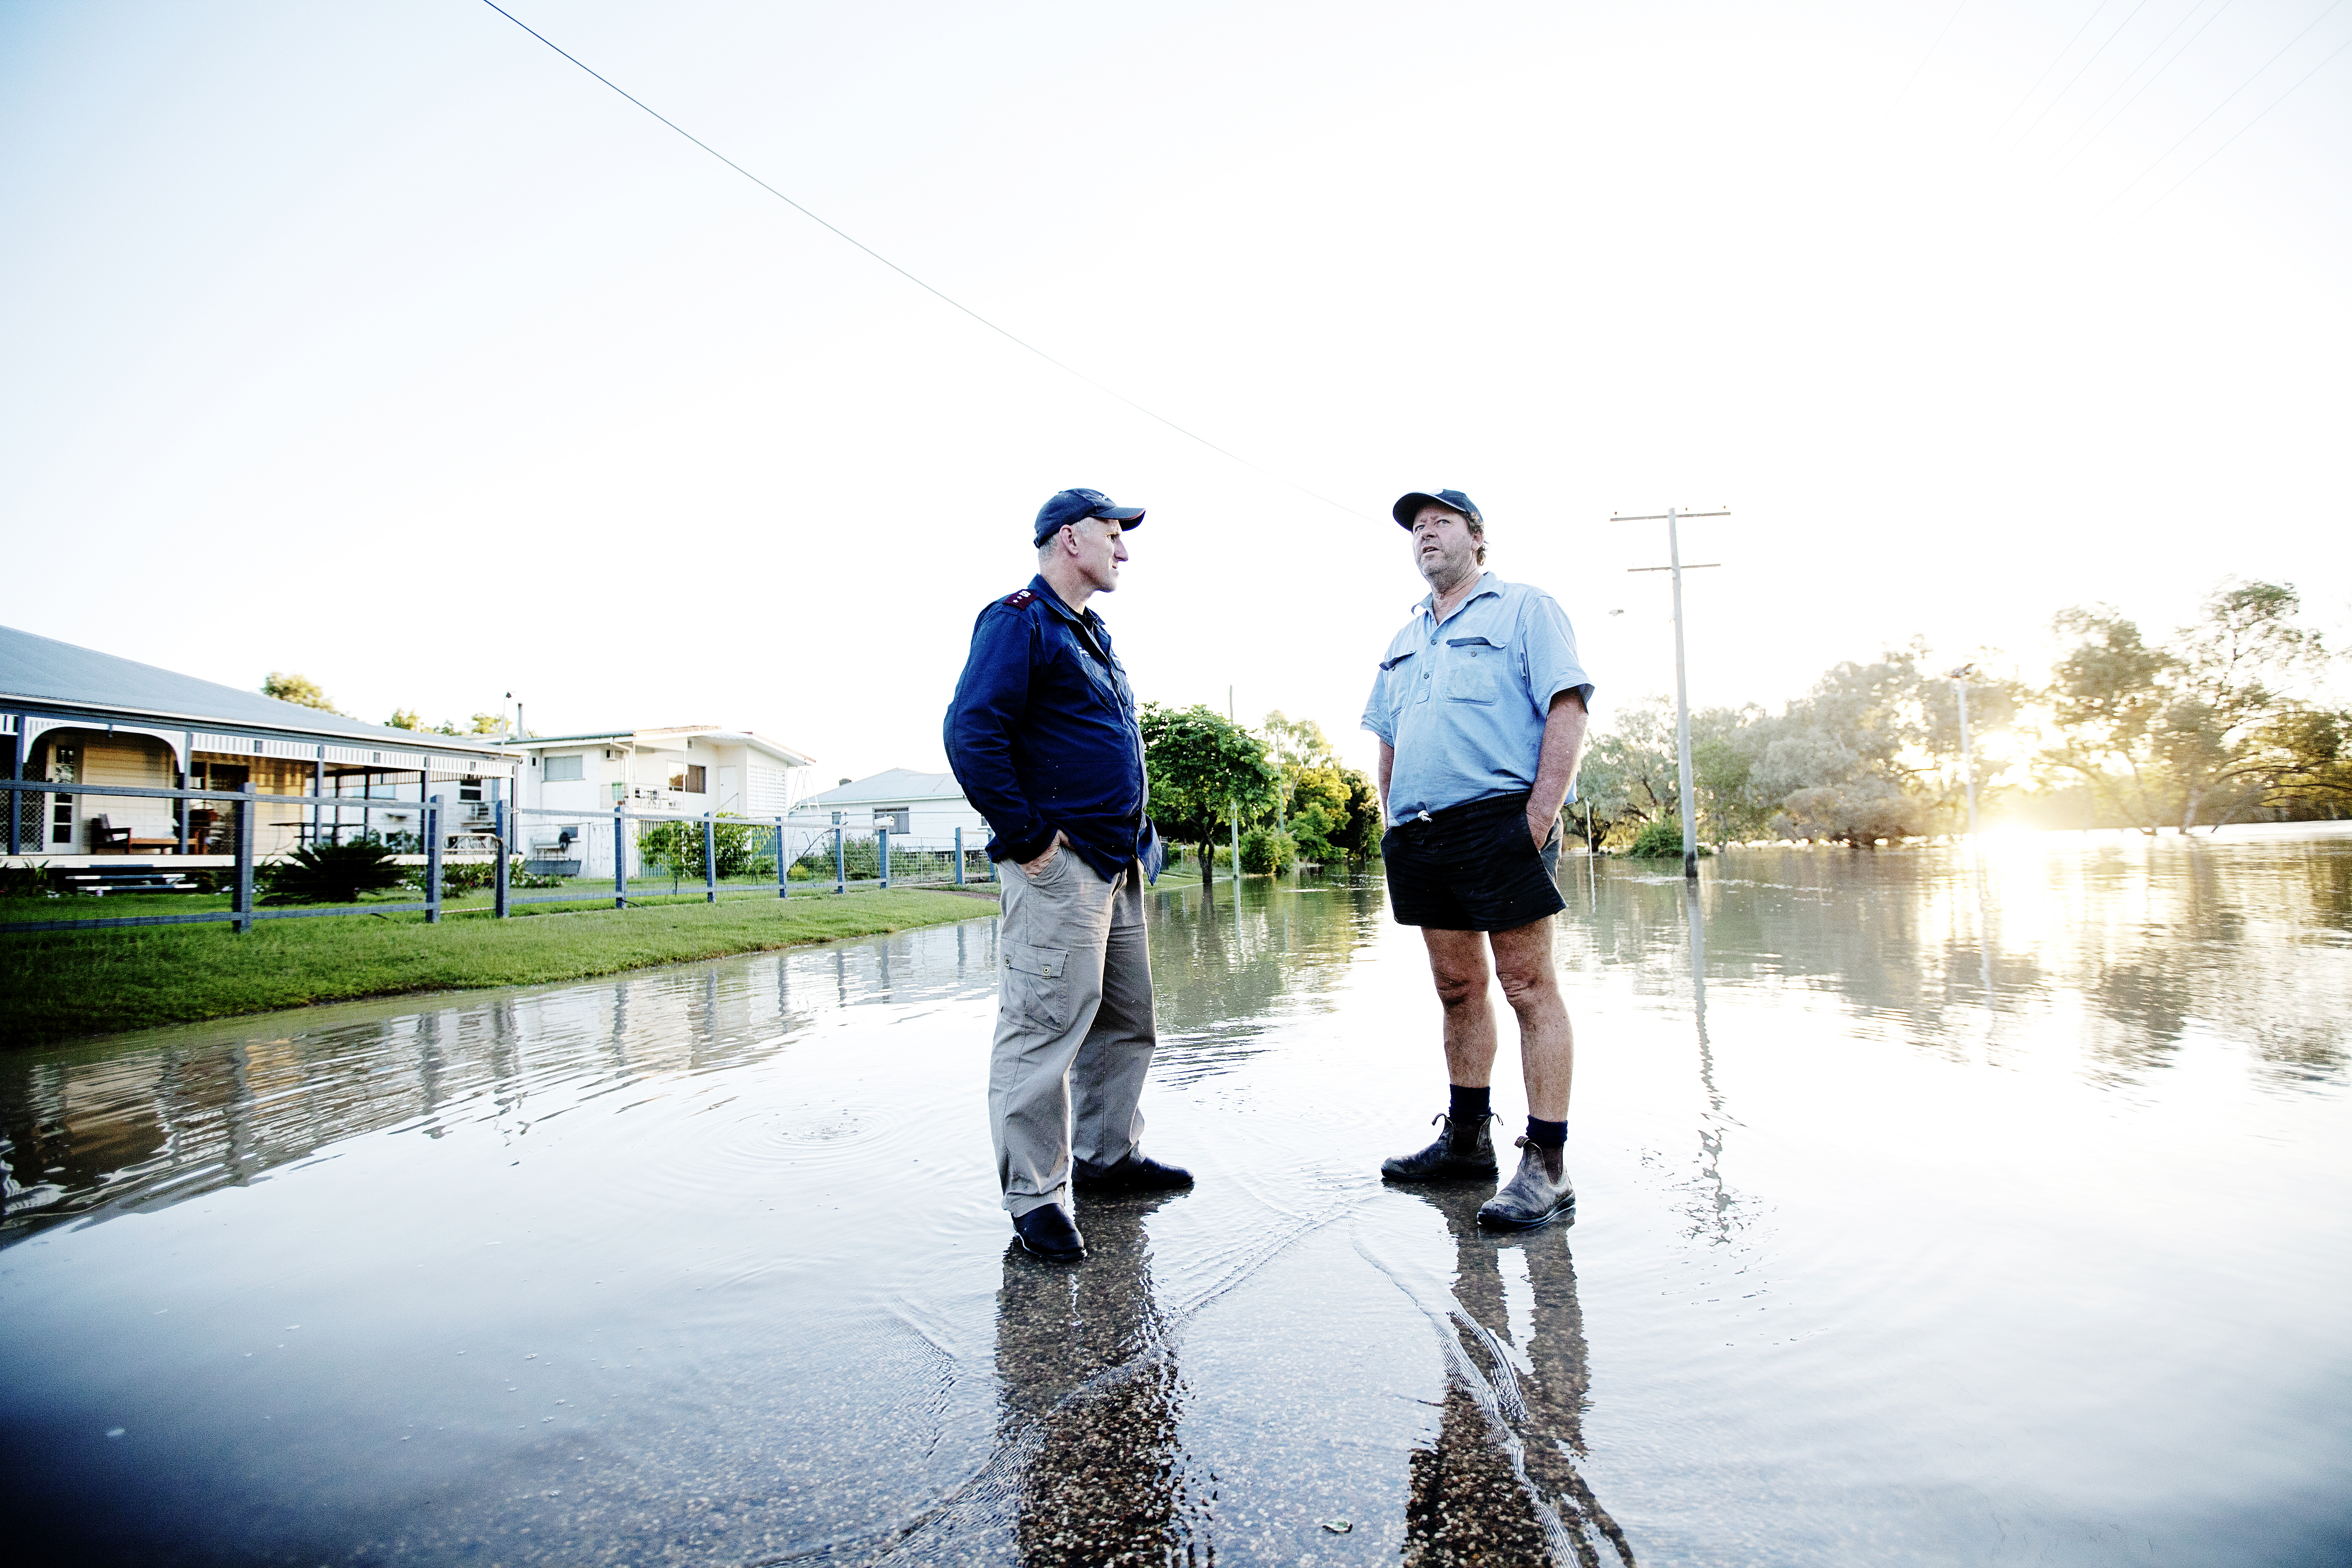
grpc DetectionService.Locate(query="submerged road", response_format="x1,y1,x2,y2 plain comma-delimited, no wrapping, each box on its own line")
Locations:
3,829,2348,1565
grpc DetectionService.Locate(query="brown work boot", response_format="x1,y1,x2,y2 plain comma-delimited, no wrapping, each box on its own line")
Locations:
1476,1137,1576,1230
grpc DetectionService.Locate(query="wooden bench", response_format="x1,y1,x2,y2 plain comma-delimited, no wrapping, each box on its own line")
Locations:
91,815,183,854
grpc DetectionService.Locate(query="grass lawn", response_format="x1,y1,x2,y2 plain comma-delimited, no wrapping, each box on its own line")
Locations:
1,887,998,1047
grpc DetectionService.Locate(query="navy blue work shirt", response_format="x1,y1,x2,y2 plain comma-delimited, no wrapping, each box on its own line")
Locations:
944,575,1163,884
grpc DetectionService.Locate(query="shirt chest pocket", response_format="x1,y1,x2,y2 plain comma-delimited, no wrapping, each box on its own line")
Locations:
1379,649,1425,711
1444,636,1507,704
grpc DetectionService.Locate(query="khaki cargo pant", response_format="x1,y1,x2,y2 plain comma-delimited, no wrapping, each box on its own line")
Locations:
990,848,1155,1219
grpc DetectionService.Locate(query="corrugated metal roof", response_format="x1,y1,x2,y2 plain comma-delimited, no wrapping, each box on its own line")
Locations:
799,768,968,806
0,623,509,756
493,727,816,767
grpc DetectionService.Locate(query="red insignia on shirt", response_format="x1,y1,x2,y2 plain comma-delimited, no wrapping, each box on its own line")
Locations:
1002,589,1037,608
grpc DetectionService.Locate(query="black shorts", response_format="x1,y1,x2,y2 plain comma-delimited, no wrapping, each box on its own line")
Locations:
1381,790,1566,932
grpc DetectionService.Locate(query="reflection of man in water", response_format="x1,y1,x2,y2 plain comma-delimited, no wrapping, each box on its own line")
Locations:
991,1194,1194,1563
945,488,1193,1264
1364,489,1594,1229
1400,1184,1632,1567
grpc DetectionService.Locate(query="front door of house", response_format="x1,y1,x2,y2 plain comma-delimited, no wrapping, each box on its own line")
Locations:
48,742,79,850
193,762,248,855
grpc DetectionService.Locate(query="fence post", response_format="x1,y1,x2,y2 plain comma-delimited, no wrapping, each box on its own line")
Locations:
424,801,443,924
879,826,890,889
776,817,788,899
493,792,510,920
954,825,965,884
703,812,718,903
833,824,845,895
233,782,256,933
614,805,628,909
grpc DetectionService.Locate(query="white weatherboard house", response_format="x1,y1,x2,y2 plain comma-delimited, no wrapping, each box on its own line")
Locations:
2,623,514,867
785,769,990,851
494,725,819,876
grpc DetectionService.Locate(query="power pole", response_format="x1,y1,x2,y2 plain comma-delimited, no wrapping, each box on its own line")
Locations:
1620,507,1731,880
1229,686,1242,879
1947,665,1979,839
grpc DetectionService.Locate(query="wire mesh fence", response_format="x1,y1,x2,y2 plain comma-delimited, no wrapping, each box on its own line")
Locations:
3,783,1001,934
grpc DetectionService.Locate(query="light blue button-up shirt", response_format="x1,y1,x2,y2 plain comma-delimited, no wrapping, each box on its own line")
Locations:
1359,573,1596,824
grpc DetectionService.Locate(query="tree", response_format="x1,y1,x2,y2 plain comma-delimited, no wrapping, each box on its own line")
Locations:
263,672,339,712
384,709,509,737
2038,607,2175,829
1284,763,1358,864
1260,710,1337,828
639,814,764,890
2244,708,2352,818
1139,702,1279,877
1574,697,1679,848
2038,582,2327,831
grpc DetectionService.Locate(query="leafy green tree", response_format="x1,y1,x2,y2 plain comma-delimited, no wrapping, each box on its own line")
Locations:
2244,708,2352,818
386,708,425,731
1772,778,1926,845
1574,697,1679,848
1333,767,1382,857
1260,710,1336,829
1139,702,1279,877
2039,582,2326,831
640,814,764,890
1240,825,1298,874
263,672,339,712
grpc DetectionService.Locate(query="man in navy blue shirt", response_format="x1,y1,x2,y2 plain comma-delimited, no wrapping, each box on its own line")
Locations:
944,488,1191,1262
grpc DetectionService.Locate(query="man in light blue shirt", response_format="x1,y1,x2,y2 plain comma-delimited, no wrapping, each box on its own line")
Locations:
1361,488,1593,1231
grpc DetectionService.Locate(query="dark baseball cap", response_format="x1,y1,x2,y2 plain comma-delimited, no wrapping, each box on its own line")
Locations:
1035,487,1146,545
1393,489,1483,530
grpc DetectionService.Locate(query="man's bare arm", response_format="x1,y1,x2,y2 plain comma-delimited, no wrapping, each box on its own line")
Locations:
1377,741,1394,818
1525,689,1589,844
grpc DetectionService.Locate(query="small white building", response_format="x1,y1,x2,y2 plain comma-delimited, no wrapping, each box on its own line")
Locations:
495,725,819,875
786,768,991,851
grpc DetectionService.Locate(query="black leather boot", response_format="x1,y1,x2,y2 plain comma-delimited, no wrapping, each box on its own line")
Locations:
1073,1150,1195,1192
1380,1112,1499,1182
1012,1202,1087,1261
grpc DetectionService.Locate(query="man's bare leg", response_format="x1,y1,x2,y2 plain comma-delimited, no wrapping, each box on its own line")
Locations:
1421,927,1500,1089
1487,917,1572,1121
1380,928,1509,1181
1477,915,1577,1229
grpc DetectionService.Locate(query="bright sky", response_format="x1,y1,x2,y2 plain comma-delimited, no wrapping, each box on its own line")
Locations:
5,0,2347,781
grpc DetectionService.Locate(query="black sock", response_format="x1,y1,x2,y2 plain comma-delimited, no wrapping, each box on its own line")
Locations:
1526,1116,1567,1148
1448,1084,1491,1129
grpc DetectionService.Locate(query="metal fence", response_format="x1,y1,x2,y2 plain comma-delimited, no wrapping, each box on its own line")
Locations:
2,779,1000,935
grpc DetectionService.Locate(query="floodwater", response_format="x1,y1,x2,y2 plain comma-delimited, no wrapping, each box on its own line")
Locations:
3,828,2348,1566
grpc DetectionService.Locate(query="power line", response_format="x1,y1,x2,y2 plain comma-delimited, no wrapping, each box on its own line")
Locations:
2049,0,2238,169
476,0,1370,523
1889,0,1975,110
2006,0,2157,154
2131,26,2352,214
1995,0,2124,137
2102,0,2346,209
